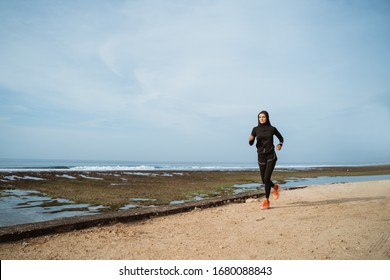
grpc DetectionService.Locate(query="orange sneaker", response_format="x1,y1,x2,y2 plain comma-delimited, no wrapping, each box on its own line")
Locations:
273,184,279,200
261,199,270,210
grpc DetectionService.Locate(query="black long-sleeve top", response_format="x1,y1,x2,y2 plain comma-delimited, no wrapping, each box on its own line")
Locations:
249,125,284,154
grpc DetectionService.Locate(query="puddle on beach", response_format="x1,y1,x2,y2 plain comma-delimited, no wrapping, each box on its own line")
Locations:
0,189,106,227
119,198,158,210
232,174,390,193
170,195,207,205
1,174,389,227
280,174,390,188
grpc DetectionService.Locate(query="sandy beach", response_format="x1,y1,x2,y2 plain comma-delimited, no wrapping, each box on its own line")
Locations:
0,179,389,260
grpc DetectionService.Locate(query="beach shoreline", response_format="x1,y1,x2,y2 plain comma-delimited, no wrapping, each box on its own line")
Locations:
1,179,389,260
1,165,390,228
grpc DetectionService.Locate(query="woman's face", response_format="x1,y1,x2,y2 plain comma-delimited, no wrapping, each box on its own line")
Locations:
259,113,267,124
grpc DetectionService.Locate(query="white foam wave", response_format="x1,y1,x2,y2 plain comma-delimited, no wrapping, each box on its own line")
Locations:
0,164,258,172
1,162,386,173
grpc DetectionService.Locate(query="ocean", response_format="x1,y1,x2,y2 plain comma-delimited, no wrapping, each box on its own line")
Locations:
0,158,386,172
0,158,257,172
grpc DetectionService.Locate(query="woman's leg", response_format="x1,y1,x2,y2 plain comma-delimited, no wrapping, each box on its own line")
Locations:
263,153,277,199
258,153,266,186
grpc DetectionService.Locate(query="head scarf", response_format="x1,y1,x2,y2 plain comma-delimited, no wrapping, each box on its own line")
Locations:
258,110,271,126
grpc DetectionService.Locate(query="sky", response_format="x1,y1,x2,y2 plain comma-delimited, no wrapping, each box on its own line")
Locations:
0,0,389,165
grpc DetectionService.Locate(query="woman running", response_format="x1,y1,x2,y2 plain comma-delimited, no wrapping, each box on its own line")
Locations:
249,111,284,209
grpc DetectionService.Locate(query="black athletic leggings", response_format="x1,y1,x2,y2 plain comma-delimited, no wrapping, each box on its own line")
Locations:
258,151,277,199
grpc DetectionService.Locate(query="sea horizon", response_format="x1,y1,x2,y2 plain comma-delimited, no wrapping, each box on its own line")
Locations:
0,158,389,172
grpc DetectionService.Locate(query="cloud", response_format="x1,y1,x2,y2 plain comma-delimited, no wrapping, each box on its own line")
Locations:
0,0,389,162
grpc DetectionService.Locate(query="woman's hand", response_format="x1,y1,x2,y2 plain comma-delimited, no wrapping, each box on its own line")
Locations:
248,135,254,141
276,144,282,151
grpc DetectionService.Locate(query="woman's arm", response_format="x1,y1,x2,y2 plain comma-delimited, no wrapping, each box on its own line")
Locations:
274,128,284,150
248,135,255,146
249,128,256,146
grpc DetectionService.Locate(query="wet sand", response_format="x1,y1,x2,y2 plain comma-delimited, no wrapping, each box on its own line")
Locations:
0,180,389,260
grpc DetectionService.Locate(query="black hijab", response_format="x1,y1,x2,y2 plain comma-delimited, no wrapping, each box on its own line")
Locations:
258,110,271,126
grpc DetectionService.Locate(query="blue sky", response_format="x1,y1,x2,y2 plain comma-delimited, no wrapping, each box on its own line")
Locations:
0,0,389,164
